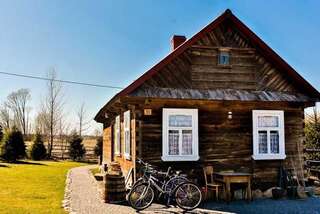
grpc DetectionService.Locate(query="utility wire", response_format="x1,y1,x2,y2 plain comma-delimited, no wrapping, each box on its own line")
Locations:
0,71,124,89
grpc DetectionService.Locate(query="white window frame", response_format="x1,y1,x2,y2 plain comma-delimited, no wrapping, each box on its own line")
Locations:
114,115,121,156
252,110,286,160
162,108,199,161
124,110,131,160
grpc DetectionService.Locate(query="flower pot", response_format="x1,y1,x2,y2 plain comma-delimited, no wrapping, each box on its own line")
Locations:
287,186,297,199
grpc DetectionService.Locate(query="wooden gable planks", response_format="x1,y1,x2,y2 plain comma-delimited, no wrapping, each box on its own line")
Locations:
135,20,304,94
140,54,192,89
95,10,320,123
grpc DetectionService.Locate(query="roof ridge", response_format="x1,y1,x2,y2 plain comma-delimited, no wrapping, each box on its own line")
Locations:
95,9,320,122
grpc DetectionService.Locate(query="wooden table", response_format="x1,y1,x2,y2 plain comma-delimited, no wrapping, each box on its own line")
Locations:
214,172,252,202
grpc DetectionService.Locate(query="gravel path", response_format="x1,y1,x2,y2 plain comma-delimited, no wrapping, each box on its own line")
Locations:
66,165,223,214
67,165,134,214
65,165,320,214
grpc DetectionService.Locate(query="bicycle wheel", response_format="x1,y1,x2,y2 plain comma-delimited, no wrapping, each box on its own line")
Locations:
126,177,144,201
128,182,154,211
174,182,202,211
164,176,188,194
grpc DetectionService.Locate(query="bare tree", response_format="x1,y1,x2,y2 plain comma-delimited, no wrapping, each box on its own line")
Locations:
306,104,320,125
34,109,50,136
77,102,90,137
6,88,31,135
0,102,11,129
93,125,103,137
42,69,64,158
58,117,71,159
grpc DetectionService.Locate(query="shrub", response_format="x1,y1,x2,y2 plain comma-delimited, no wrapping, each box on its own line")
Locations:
69,132,86,161
30,133,47,160
305,122,320,160
94,137,103,157
0,127,26,162
0,125,3,142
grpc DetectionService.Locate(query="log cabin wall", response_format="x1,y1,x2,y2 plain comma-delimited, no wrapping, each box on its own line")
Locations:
126,20,308,189
102,110,137,179
135,99,304,190
102,125,112,163
97,12,319,191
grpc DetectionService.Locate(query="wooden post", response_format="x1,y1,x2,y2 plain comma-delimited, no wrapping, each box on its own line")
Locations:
130,105,137,183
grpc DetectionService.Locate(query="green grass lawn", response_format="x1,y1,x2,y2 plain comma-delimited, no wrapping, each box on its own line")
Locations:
89,167,100,175
0,160,86,214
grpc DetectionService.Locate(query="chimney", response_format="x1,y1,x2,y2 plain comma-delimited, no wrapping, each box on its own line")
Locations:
171,35,186,50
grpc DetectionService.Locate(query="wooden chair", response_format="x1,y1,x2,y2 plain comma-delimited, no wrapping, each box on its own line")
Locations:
203,166,222,201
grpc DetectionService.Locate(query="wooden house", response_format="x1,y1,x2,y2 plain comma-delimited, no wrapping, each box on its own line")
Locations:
94,9,320,189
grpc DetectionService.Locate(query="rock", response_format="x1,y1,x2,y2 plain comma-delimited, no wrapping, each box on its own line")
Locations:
272,187,285,199
315,187,320,195
263,187,276,198
297,186,308,199
305,186,315,196
253,189,263,199
94,173,104,181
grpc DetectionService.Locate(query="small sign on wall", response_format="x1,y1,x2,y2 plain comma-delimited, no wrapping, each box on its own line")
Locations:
144,108,152,116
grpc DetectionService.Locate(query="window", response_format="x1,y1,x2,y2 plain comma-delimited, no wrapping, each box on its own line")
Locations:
252,110,286,160
162,108,199,161
124,110,131,159
218,51,230,65
114,115,120,156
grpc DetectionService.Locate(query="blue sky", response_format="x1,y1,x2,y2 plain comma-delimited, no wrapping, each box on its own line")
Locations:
0,0,319,133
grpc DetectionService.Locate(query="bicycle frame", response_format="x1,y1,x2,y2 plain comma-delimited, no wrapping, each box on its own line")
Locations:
148,174,169,195
129,159,201,211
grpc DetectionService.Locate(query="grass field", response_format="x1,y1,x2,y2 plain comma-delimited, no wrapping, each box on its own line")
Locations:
0,161,86,214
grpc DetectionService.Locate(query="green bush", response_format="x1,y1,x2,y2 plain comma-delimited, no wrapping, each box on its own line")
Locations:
30,133,47,160
94,137,102,157
0,127,26,162
305,122,320,160
69,132,86,161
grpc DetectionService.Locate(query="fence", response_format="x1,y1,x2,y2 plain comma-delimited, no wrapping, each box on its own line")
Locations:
26,137,99,163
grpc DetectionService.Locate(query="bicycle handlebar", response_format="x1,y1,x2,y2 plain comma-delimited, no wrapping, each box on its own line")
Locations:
137,158,174,177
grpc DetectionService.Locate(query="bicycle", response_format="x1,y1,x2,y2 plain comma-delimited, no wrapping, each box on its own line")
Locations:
129,159,188,194
127,159,202,211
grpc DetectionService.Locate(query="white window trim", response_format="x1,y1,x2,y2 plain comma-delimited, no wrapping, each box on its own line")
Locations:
162,108,199,161
124,110,131,160
114,115,121,156
252,110,286,160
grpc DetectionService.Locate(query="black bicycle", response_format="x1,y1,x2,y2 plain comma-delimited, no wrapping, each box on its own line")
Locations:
127,159,202,211
129,159,188,195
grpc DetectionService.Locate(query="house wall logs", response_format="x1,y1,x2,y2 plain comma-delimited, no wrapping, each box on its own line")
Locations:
102,110,137,180
102,126,112,163
133,99,305,189
101,19,311,190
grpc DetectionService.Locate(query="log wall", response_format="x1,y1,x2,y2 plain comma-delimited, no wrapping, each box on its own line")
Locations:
134,99,305,189
102,125,112,163
102,110,137,179
101,19,310,189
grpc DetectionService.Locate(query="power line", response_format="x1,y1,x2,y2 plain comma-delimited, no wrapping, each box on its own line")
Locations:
0,71,124,89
